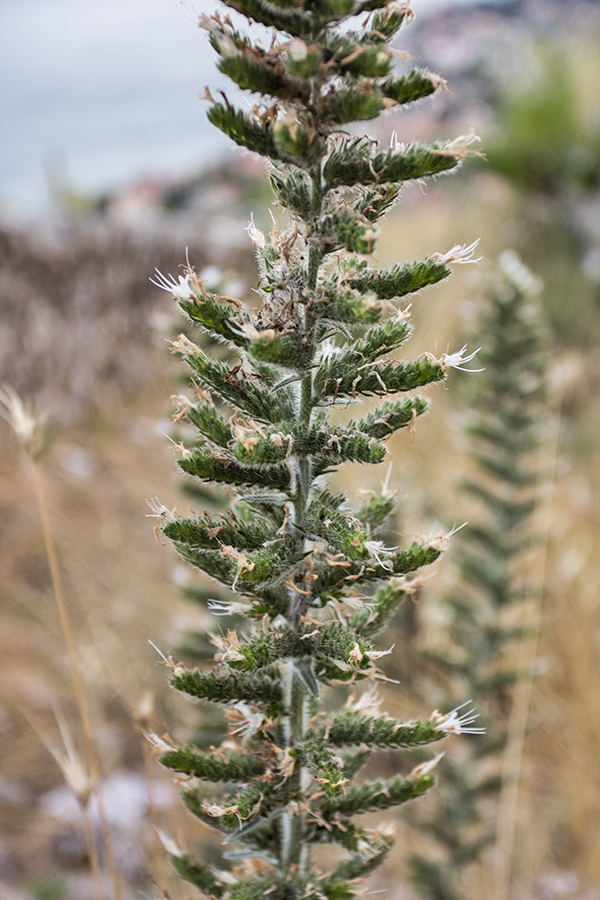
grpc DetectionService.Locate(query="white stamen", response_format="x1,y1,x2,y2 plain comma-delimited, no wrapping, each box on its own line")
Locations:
426,522,467,552
432,239,482,266
145,497,177,522
150,269,194,300
245,215,266,250
148,640,170,666
365,540,394,570
178,2,200,25
432,701,486,735
207,598,250,617
350,684,384,717
438,345,484,373
442,127,482,159
414,751,445,777
229,702,264,739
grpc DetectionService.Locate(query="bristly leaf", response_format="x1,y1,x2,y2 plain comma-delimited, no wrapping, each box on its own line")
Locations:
170,853,226,897
319,769,437,818
355,396,430,439
324,137,461,189
170,669,282,706
160,745,268,780
178,446,291,491
179,292,251,348
347,256,452,300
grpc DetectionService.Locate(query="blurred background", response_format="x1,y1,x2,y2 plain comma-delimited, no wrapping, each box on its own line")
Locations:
1,0,599,898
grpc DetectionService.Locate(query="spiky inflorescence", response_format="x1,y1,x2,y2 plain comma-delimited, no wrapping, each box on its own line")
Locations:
150,2,482,896
412,252,549,900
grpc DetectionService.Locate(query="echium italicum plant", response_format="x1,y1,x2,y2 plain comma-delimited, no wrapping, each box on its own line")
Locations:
412,252,549,900
148,1,484,897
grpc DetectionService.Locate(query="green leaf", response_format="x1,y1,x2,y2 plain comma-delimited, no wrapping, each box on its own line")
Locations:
322,711,447,749
319,770,436,817
347,256,452,300
170,669,282,705
179,292,250,347
160,745,267,780
381,69,441,106
217,47,311,104
324,137,461,189
170,853,225,898
179,446,291,491
219,0,310,37
355,396,430,439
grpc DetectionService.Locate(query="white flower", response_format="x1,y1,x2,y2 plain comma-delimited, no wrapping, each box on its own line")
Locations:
432,701,485,735
437,128,483,160
145,496,177,523
145,731,176,754
245,215,266,250
320,338,343,361
426,522,467,552
207,599,234,616
365,539,394,570
437,345,484,373
432,239,482,266
367,644,395,661
231,321,276,342
389,130,406,154
348,683,384,718
42,708,92,806
150,269,194,300
413,752,445,777
229,702,264,739
215,33,238,58
207,598,250,617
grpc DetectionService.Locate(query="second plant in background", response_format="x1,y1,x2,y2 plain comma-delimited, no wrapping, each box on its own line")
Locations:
412,252,550,900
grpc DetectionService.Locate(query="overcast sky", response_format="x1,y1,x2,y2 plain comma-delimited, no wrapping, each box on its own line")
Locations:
0,0,478,217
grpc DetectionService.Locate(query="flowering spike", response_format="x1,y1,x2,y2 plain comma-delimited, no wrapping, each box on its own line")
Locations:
148,0,485,892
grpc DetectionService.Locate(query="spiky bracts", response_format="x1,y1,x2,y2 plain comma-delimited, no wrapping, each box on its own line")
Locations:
412,252,549,899
151,1,481,896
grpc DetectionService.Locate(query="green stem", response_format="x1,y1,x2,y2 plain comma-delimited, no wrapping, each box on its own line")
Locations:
280,146,327,879
307,162,324,292
280,661,311,875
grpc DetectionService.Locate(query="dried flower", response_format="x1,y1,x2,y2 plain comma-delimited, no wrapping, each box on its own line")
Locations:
0,385,48,458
